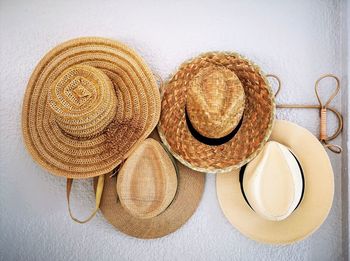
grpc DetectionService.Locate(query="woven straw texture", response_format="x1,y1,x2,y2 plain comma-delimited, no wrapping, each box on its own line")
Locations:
48,65,118,138
117,138,178,219
22,37,161,178
95,131,205,239
216,120,334,244
187,66,245,138
158,52,275,173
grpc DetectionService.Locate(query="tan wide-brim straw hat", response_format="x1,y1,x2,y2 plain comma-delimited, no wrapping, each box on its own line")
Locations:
158,52,275,173
216,120,334,244
95,131,206,239
22,37,160,178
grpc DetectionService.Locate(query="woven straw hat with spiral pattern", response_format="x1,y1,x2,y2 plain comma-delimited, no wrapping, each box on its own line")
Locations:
22,37,160,179
158,52,275,173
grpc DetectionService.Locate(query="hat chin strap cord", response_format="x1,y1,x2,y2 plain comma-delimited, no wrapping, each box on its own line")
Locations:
66,175,105,224
267,74,343,154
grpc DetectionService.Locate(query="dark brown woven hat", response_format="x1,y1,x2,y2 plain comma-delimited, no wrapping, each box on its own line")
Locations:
158,52,275,173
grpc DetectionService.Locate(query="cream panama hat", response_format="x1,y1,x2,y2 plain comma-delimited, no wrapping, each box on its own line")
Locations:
216,120,334,244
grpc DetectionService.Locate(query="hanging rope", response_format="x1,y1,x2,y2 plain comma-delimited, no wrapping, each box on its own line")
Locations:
267,74,343,153
153,72,165,95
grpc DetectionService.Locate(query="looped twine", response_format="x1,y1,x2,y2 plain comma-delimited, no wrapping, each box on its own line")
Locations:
109,159,126,203
153,73,164,95
109,159,126,178
266,74,281,98
267,74,343,154
314,74,342,153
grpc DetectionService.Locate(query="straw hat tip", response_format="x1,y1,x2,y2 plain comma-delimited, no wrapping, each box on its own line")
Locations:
187,66,245,139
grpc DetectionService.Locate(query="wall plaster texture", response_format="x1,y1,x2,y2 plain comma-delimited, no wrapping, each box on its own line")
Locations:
0,0,348,260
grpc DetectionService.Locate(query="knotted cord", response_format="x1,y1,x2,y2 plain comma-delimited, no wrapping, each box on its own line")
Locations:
267,74,343,153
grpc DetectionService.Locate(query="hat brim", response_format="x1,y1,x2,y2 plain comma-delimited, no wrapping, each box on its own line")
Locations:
94,131,206,239
158,52,275,173
216,120,334,244
22,37,160,178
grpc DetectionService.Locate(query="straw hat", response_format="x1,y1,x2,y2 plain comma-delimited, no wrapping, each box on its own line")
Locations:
158,52,275,173
242,141,304,221
117,138,178,219
95,131,205,239
22,37,161,178
216,120,334,244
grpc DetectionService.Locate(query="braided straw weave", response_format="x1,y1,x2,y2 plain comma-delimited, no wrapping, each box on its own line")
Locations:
187,66,245,138
158,52,275,173
22,37,161,178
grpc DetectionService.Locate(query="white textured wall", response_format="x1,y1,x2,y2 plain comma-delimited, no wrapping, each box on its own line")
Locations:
0,0,347,260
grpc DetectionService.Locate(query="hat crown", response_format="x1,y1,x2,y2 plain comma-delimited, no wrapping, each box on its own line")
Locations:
187,66,245,139
117,139,178,219
48,65,117,138
243,141,303,221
